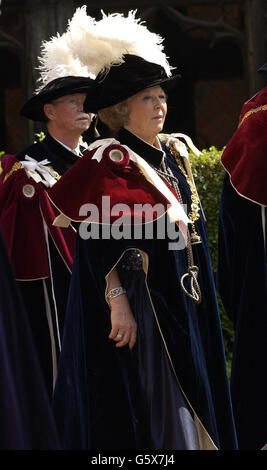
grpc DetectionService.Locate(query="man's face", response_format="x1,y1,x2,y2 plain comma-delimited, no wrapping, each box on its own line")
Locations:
44,93,91,134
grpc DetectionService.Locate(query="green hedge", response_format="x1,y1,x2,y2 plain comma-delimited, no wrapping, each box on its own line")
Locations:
190,146,234,376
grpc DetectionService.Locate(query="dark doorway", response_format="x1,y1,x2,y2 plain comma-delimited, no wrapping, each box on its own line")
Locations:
0,48,23,154
153,10,244,148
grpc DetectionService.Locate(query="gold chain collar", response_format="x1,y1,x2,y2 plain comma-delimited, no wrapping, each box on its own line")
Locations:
167,140,201,244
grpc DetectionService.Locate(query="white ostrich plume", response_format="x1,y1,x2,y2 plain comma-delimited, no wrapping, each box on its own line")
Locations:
35,30,95,93
66,6,174,77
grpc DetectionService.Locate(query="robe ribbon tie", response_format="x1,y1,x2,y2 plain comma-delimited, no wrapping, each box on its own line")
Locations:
21,155,59,188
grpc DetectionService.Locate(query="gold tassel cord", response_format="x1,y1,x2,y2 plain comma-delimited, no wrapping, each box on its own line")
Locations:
3,161,22,183
238,104,267,128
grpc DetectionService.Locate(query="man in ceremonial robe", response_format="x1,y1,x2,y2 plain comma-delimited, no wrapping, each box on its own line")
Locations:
0,75,95,396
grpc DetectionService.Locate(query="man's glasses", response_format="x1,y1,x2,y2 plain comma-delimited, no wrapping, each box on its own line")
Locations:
52,96,85,109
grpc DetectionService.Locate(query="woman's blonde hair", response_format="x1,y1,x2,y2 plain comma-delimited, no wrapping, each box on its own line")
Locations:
98,99,129,131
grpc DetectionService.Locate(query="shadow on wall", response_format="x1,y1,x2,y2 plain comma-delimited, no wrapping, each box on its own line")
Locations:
0,49,24,154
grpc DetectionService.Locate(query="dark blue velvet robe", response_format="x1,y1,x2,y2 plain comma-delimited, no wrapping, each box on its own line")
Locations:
0,229,60,449
217,173,267,450
52,129,237,450
10,133,87,396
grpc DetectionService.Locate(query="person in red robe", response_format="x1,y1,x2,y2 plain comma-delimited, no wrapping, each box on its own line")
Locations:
217,62,267,449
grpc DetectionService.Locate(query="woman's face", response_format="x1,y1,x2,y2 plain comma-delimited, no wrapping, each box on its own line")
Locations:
125,85,167,145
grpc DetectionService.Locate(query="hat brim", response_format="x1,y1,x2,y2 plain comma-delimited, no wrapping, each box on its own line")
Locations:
21,83,96,122
91,74,180,113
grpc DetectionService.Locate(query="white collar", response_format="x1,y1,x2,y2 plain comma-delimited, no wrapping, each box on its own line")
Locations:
54,137,82,157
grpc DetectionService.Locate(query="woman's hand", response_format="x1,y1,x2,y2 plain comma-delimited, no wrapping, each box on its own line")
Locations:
108,294,137,350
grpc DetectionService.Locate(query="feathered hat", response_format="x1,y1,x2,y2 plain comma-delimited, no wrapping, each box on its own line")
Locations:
20,28,96,121
64,7,180,111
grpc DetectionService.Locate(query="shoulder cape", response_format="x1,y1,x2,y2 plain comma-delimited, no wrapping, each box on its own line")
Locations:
0,154,75,280
221,87,267,206
48,138,191,229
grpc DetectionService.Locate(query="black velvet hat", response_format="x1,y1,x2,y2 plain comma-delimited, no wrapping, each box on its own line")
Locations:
90,54,180,112
20,75,95,122
258,62,267,74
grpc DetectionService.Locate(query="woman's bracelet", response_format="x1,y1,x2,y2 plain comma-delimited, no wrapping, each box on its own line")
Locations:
106,286,126,306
